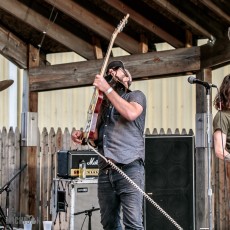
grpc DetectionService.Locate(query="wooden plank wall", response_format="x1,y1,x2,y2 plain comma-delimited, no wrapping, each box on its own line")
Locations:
0,126,229,229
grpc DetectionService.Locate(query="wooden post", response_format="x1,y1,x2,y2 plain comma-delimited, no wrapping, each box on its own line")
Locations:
185,30,193,48
139,34,148,53
92,36,103,59
195,68,213,229
20,44,39,220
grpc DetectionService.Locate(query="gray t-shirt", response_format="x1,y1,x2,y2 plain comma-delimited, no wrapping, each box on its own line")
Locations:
213,110,230,153
97,90,146,169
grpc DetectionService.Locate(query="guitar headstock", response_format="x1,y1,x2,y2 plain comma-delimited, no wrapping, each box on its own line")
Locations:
114,14,129,35
100,14,129,76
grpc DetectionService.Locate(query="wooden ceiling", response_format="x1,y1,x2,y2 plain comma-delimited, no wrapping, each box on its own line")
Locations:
0,0,230,91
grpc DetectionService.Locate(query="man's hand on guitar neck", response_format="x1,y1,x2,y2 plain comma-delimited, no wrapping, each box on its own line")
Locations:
93,74,111,93
93,71,143,121
93,66,130,94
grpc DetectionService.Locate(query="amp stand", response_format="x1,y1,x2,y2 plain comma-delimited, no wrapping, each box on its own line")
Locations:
74,207,100,230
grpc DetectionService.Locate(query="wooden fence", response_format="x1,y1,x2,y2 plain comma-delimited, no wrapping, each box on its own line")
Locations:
0,127,20,227
0,127,87,229
0,127,229,229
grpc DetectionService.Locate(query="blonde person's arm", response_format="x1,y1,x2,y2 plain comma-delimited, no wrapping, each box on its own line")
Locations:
213,130,229,160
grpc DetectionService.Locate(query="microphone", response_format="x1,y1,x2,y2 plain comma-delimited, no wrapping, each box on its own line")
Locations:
187,76,217,88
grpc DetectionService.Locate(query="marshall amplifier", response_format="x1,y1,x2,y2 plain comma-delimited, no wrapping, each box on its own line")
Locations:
57,150,99,178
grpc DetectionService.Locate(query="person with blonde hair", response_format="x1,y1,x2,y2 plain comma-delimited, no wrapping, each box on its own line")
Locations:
213,74,230,161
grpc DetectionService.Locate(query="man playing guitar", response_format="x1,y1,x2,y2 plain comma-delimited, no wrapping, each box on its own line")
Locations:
72,60,146,230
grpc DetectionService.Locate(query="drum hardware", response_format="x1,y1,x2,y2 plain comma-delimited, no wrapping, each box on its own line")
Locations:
0,80,14,92
73,207,100,230
0,164,27,229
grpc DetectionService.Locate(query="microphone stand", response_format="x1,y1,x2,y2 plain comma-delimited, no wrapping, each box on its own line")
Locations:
73,207,100,230
189,76,215,229
0,164,27,229
204,85,213,230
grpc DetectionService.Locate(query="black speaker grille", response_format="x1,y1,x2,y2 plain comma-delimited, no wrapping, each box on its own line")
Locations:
57,151,68,178
145,135,194,230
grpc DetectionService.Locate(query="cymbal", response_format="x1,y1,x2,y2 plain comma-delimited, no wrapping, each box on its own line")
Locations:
0,80,14,92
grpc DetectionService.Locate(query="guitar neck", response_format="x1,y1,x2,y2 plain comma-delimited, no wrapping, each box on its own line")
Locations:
99,36,117,77
100,13,129,76
85,14,129,141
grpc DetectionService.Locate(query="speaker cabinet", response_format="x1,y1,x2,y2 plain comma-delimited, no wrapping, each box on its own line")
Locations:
51,179,101,230
144,135,195,230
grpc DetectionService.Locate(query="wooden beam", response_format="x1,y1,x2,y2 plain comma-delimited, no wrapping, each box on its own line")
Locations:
185,30,193,48
0,26,27,68
104,0,184,48
153,0,215,41
20,45,39,218
199,0,230,24
29,46,200,91
45,0,139,54
0,26,49,69
139,34,148,53
92,36,103,59
28,45,39,217
200,36,230,69
0,0,95,60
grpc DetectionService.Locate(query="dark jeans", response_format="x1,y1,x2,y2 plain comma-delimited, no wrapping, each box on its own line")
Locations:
98,159,145,230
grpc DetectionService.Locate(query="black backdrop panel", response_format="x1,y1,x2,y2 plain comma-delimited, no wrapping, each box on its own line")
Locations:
145,135,194,230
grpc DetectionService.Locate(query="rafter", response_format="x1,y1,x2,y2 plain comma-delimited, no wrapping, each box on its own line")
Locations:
0,0,95,59
45,0,140,54
153,0,215,41
104,0,184,48
0,26,27,68
200,36,230,69
199,0,230,24
0,26,49,68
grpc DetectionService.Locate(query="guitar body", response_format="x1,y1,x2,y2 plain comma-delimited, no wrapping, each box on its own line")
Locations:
84,14,129,142
85,89,103,140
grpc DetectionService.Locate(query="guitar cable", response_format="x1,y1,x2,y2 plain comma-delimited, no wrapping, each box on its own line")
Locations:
87,142,183,230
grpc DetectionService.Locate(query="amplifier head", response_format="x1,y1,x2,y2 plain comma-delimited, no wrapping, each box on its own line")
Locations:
57,150,98,179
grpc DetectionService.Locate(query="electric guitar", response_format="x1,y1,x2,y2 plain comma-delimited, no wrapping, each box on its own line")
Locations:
84,14,129,142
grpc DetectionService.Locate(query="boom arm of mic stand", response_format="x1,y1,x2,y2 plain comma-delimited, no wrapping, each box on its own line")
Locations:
73,207,100,230
73,207,100,216
0,164,27,229
0,164,27,194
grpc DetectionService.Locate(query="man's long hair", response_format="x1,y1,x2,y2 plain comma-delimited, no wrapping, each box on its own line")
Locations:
213,74,230,110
